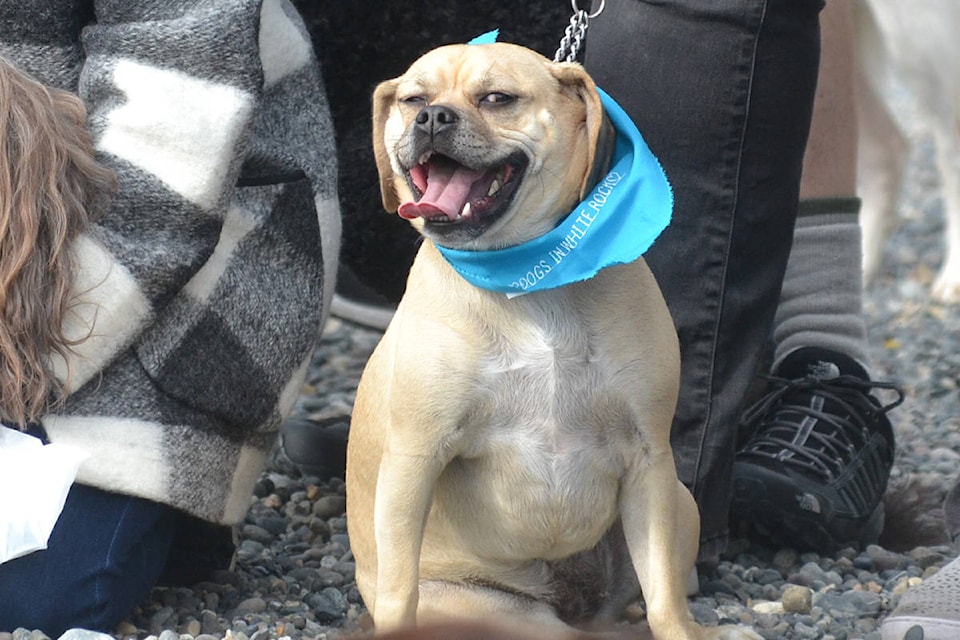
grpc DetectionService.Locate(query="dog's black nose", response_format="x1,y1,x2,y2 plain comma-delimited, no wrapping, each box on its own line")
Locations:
415,105,459,136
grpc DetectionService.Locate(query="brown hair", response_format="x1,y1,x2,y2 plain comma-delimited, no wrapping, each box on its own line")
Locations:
0,57,116,426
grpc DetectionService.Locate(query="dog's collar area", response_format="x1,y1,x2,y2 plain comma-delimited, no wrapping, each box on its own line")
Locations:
435,88,673,296
582,112,616,198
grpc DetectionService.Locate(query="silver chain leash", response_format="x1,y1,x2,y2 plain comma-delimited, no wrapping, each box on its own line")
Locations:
553,0,605,62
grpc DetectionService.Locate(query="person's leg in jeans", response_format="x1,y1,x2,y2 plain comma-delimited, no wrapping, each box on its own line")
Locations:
583,0,822,564
0,484,177,636
731,0,903,552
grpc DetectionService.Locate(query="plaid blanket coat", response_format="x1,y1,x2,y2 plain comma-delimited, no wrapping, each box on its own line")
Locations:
0,0,340,524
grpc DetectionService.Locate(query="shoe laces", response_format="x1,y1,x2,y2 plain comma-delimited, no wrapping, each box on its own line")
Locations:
739,374,905,483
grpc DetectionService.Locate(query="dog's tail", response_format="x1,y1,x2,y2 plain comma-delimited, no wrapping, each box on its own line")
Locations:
0,57,115,427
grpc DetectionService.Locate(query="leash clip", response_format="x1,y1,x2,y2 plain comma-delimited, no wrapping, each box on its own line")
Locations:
553,0,604,63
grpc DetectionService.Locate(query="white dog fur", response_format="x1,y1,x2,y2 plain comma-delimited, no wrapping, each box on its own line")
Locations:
855,0,960,302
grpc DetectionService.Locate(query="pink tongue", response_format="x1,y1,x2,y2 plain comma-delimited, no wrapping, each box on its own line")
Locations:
398,162,485,220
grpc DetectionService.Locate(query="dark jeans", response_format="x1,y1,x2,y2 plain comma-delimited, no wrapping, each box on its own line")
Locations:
584,0,822,563
0,483,176,637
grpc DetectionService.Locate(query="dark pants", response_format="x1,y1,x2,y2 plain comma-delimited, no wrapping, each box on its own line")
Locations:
0,483,176,637
584,0,822,562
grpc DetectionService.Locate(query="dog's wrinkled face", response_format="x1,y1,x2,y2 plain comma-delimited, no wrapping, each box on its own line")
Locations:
373,43,604,249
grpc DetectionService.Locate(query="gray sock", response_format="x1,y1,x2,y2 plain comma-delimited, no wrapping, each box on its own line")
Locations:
773,197,872,375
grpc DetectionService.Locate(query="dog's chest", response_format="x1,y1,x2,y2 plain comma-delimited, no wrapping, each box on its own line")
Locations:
451,309,633,556
478,318,604,424
475,325,627,470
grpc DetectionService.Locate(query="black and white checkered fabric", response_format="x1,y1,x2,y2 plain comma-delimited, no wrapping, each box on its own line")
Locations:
0,0,340,523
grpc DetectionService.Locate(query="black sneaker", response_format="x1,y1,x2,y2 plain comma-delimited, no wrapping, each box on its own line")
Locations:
158,512,237,586
330,218,421,330
730,347,905,552
331,262,406,331
281,416,350,480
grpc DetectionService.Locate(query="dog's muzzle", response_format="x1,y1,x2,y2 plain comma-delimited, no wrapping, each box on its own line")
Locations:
397,107,529,240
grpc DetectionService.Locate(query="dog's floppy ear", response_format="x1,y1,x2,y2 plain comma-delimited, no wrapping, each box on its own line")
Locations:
550,63,605,198
372,78,402,213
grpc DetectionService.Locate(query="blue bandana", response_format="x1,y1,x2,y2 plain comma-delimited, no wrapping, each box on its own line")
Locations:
435,87,673,296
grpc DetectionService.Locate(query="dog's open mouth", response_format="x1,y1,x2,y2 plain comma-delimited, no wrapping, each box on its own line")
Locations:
398,152,527,229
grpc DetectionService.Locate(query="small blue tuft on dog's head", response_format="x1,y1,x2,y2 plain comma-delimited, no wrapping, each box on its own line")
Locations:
467,29,499,45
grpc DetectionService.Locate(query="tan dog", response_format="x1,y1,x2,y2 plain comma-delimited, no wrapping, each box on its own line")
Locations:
346,42,758,640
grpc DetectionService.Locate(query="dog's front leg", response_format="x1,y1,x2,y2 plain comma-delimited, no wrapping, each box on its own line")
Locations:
621,452,761,640
620,451,702,640
372,447,445,631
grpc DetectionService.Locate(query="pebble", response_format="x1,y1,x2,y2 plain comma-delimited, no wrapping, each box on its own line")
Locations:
751,601,784,615
782,586,814,614
311,496,347,519
56,633,112,640
232,599,266,616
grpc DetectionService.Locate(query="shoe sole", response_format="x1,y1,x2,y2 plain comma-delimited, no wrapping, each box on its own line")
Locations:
331,293,395,331
881,618,960,640
730,463,885,552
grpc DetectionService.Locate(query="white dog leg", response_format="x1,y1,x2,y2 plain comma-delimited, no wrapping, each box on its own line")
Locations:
856,66,908,285
931,122,960,303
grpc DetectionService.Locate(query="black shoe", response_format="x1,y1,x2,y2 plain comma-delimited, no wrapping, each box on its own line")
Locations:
158,512,237,587
730,347,905,552
281,416,350,480
331,262,404,331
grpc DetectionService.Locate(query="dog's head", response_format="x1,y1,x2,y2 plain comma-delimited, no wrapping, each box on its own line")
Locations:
0,57,116,425
372,42,605,250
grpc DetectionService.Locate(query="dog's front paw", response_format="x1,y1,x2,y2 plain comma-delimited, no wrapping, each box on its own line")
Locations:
932,264,960,304
655,622,762,640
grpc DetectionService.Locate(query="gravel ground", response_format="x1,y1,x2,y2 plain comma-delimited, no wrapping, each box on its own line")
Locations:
6,42,960,640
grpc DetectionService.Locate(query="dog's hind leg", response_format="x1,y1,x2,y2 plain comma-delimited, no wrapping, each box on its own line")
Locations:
854,0,910,285
930,120,960,303
856,57,909,286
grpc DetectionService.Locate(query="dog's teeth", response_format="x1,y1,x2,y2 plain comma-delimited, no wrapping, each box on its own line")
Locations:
418,152,432,165
461,202,471,219
487,179,501,197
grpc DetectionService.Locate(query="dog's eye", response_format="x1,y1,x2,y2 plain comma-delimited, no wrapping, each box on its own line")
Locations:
480,92,516,106
400,95,427,106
